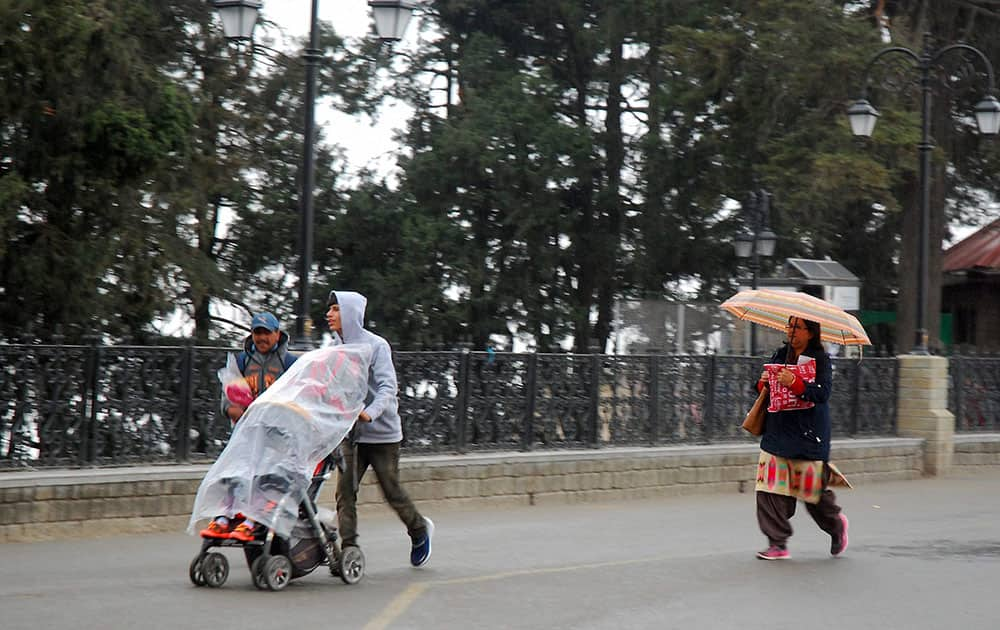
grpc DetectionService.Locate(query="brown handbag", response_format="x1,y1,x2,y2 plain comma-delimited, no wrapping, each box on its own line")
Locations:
742,387,767,436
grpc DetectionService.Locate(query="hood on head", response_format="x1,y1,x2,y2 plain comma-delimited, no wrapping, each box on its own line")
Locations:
331,290,367,342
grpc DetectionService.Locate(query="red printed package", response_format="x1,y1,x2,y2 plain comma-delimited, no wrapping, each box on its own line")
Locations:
765,359,816,413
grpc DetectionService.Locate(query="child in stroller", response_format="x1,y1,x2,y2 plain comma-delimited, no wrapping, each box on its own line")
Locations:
189,439,363,590
187,346,372,591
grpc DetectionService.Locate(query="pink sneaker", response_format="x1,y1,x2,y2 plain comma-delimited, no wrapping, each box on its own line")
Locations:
832,513,849,556
756,545,790,560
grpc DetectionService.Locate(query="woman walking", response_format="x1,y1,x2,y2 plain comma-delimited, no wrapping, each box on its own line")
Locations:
754,316,849,560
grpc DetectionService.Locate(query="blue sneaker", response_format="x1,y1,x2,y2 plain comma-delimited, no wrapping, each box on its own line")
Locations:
410,517,434,567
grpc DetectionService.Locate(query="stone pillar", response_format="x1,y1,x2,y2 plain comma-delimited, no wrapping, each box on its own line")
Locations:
896,355,953,475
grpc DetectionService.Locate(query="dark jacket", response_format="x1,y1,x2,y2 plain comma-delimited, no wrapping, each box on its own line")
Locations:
758,344,833,462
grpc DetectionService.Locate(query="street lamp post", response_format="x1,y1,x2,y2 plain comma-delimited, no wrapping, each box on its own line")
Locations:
733,189,778,356
847,32,1000,355
213,0,416,345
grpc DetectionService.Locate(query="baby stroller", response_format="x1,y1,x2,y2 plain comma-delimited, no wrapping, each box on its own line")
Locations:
188,445,363,590
187,346,372,591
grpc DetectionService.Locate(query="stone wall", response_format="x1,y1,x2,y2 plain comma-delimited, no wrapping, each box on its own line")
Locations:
951,434,1000,471
0,438,934,543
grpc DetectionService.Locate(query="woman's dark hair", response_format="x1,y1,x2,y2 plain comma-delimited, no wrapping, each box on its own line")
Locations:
803,318,825,355
789,316,826,356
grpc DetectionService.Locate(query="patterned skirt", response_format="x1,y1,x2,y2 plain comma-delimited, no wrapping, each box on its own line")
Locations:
754,450,852,504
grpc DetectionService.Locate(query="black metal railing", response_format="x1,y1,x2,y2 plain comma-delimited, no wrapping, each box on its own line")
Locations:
0,343,907,469
949,356,1000,432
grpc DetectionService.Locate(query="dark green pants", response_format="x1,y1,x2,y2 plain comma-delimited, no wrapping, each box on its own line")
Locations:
335,441,425,548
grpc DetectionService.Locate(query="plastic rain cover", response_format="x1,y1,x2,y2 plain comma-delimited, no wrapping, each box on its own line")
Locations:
188,344,372,538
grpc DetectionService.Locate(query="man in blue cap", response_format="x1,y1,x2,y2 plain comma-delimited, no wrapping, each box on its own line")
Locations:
203,311,298,540
220,312,298,424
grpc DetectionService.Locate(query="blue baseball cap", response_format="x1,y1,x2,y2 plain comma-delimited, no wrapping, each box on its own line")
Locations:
250,312,280,332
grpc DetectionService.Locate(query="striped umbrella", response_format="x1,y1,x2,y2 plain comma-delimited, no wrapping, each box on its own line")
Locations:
721,288,871,346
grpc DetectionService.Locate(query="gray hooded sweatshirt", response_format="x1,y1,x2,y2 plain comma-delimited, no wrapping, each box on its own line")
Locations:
330,290,402,444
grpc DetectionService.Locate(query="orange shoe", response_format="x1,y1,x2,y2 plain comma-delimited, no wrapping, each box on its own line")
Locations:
200,519,231,539
229,522,256,542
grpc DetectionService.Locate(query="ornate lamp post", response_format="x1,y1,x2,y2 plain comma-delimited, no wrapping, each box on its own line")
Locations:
847,32,1000,355
734,189,778,356
212,0,416,344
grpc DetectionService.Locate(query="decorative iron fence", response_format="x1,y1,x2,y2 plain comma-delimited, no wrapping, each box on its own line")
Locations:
949,356,1000,432
1,343,904,469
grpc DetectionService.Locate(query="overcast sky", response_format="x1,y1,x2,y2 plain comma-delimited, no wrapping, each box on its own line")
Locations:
263,2,415,181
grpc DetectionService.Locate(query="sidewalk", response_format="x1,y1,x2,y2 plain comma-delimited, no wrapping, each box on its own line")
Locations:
2,471,999,629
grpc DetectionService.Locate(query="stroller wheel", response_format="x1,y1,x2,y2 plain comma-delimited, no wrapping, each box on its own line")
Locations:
202,552,229,588
188,554,207,587
263,555,292,591
339,546,365,585
250,555,268,590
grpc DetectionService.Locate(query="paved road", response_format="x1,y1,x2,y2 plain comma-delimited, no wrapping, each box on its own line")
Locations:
2,472,999,630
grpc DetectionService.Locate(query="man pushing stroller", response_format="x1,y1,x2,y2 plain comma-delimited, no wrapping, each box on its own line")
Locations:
189,290,434,583
326,290,434,568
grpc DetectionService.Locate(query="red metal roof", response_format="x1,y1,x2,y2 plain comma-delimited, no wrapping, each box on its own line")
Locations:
943,219,1000,272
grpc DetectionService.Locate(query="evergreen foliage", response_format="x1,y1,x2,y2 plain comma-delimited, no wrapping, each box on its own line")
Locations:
2,1,997,351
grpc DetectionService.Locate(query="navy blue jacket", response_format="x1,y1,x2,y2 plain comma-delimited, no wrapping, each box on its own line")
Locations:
758,345,833,462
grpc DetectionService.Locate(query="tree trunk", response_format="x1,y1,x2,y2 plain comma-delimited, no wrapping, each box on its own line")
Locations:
594,8,626,353
193,294,212,343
